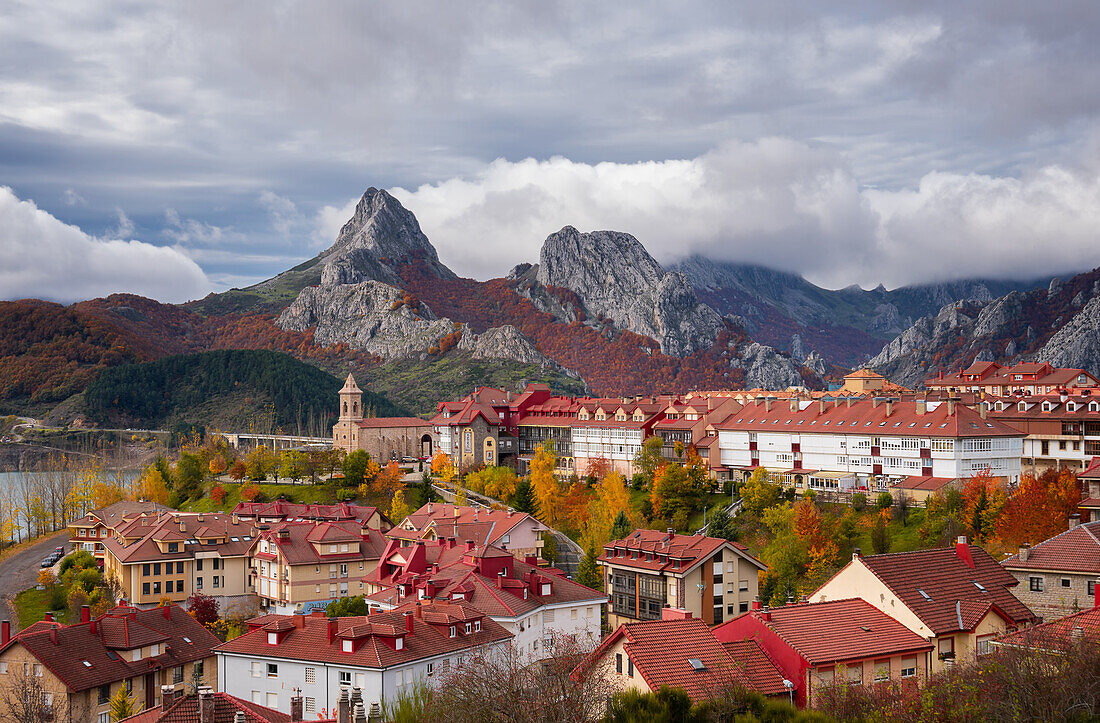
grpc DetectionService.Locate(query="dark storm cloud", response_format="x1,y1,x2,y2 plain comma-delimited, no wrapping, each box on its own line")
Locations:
3,0,1100,300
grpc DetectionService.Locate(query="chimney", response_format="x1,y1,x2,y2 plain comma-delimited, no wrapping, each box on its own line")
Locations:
764,398,772,412
163,604,172,620
161,686,174,712
293,613,305,629
415,602,423,620
89,617,97,635
81,605,90,624
885,399,893,417
197,513,204,523
465,540,475,552
846,397,853,408
235,713,247,723
353,701,368,723
49,627,58,645
427,502,433,514
872,397,881,409
288,690,303,721
44,612,53,622
404,611,414,634
790,398,798,412
916,400,926,416
1,620,9,645
760,606,772,622
337,688,351,723
979,402,988,419
1095,578,1100,609
327,617,339,643
199,687,215,723
751,598,761,611
350,687,363,711
278,528,290,543
232,513,239,525
948,399,956,416
938,370,944,380
955,536,974,568
1018,544,1029,562
853,548,861,559
1070,514,1081,529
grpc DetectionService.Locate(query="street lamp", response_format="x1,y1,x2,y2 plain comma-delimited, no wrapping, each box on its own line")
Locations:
783,679,794,706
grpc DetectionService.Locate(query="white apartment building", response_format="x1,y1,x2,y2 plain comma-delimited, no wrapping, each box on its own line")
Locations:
215,604,512,716
718,397,1024,491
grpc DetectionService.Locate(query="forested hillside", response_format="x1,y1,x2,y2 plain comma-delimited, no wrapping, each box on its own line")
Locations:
82,349,407,433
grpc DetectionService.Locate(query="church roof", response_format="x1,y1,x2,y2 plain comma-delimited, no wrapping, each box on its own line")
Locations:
340,374,362,394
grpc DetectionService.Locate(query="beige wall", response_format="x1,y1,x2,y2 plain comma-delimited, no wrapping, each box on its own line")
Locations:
1005,568,1097,622
255,555,379,607
105,554,250,606
805,651,929,708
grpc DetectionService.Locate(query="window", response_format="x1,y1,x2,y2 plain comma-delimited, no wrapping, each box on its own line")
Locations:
1089,581,1096,597
339,671,351,686
846,663,862,683
143,563,150,576
816,667,834,684
474,620,481,632
739,579,749,592
178,561,185,573
465,622,472,634
266,693,278,709
143,582,150,595
938,637,954,659
99,714,110,723
616,653,622,674
0,662,6,674
395,637,404,650
342,639,353,652
267,632,278,645
196,577,203,589
976,634,995,656
267,663,278,678
165,581,173,594
251,662,262,678
305,667,316,684
305,697,316,713
901,657,916,678
427,662,434,676
168,542,178,553
152,582,161,595
98,684,111,704
173,665,183,683
449,626,456,638
627,657,634,677
195,661,203,677
874,660,890,682
1061,578,1072,588
153,562,161,575
1030,576,1044,592
251,691,261,703
34,664,42,677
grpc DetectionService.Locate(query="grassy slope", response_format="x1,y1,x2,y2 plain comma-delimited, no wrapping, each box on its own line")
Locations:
179,481,340,513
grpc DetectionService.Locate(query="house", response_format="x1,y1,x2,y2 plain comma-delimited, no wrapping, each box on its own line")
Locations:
986,393,1100,474
598,529,767,627
102,512,257,609
251,521,388,615
231,501,390,532
811,538,1038,673
996,588,1100,652
713,599,934,708
571,612,776,704
717,396,1025,492
367,538,605,662
1080,456,1100,520
120,687,299,723
926,361,1099,398
431,388,509,469
1001,517,1100,621
68,501,172,558
0,603,219,723
332,374,436,460
214,603,512,717
388,503,548,560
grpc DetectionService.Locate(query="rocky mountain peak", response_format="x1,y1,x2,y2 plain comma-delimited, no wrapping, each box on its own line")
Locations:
535,227,723,356
319,187,455,286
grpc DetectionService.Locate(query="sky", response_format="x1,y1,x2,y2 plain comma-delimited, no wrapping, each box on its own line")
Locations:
4,1,1100,303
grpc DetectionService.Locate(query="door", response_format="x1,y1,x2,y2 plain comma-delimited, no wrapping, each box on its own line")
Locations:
145,672,156,709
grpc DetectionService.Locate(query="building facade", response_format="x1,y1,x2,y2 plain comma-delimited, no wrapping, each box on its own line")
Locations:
598,530,766,628
333,374,435,460
1001,518,1100,621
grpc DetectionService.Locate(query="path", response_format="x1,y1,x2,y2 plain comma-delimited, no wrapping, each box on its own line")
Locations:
0,530,69,624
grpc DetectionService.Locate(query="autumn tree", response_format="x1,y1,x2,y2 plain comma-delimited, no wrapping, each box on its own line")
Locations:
740,468,780,518
278,450,308,482
108,685,138,722
632,436,664,488
961,470,1007,542
997,468,1081,546
465,466,519,501
342,450,373,488
187,592,219,626
390,488,411,523
582,471,633,549
228,460,246,482
134,467,169,505
209,485,226,505
530,442,563,528
650,463,703,527
208,456,228,478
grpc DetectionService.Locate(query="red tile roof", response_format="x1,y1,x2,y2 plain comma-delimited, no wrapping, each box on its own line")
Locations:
256,521,386,567
830,543,1038,634
721,639,789,695
890,475,956,492
393,504,544,550
997,606,1100,649
103,513,257,563
355,417,432,429
718,397,1023,439
121,692,295,723
231,501,383,525
717,599,932,665
215,602,512,668
575,618,752,702
1001,521,1100,575
599,529,764,575
0,605,219,693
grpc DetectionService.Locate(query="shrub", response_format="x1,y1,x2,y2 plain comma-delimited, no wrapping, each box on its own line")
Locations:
210,485,226,504
240,483,263,502
876,492,893,510
851,492,867,511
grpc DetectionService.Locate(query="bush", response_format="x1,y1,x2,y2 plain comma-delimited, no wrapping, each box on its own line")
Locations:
75,568,101,594
240,483,263,502
59,550,95,575
46,584,66,611
876,492,893,510
336,488,357,502
851,492,867,511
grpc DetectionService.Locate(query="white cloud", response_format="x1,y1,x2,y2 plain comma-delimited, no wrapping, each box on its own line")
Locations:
389,140,1100,288
0,187,211,303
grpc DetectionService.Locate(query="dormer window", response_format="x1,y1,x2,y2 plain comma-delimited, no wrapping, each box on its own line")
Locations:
1042,402,1053,412
1090,402,1099,412
465,622,472,634
342,639,353,652
474,620,481,632
1067,402,1077,412
395,637,404,650
449,626,456,638
1018,402,1027,412
267,632,278,645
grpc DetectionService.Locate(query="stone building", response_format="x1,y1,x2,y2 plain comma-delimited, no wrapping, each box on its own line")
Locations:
1001,517,1100,622
332,374,435,461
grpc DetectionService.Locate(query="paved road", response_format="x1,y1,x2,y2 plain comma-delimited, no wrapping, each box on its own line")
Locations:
0,530,69,624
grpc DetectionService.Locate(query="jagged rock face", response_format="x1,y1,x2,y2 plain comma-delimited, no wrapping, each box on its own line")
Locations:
457,325,576,375
1037,296,1100,369
731,342,805,390
318,187,455,285
802,350,827,377
868,303,978,387
278,281,456,357
537,227,723,356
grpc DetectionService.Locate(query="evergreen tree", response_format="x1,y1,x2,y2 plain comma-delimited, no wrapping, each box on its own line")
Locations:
707,506,737,541
326,596,371,617
609,510,632,541
510,478,536,514
109,685,137,721
576,545,602,591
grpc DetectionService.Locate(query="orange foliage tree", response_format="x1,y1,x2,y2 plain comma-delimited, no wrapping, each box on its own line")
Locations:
996,468,1081,546
960,470,1007,542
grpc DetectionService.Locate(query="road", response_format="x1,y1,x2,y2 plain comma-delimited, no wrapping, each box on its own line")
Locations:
0,530,69,624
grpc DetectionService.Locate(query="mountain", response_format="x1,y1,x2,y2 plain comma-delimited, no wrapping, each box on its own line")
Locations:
673,256,1050,367
869,269,1100,387
82,349,407,432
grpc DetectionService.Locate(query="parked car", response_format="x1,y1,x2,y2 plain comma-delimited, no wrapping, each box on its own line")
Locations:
53,546,65,555
401,456,417,464
40,557,53,568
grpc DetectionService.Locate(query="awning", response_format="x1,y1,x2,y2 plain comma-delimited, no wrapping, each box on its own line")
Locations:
807,470,852,480
779,468,818,475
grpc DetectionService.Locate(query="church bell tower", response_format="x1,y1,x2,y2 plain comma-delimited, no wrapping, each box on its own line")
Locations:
334,373,364,452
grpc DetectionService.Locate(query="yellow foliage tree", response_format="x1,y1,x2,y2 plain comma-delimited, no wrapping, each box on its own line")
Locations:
91,479,127,510
430,452,455,486
38,569,55,588
135,468,169,505
390,488,411,522
582,471,634,550
530,442,562,528
209,456,228,477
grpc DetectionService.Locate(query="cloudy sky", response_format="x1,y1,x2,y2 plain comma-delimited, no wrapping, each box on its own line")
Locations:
4,1,1100,303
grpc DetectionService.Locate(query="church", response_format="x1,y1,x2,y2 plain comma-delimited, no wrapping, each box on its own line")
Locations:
332,374,436,462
